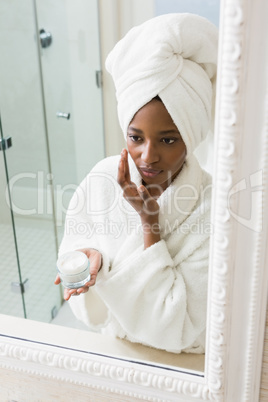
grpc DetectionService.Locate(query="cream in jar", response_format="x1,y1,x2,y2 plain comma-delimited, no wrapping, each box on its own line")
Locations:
57,251,90,289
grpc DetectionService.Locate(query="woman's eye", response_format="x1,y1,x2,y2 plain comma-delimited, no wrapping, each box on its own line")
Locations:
129,135,142,142
162,138,176,145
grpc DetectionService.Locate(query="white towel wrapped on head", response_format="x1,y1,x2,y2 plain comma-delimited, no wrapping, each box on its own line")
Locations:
105,13,218,156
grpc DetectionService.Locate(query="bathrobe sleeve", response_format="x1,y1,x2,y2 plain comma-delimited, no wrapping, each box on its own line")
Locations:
95,234,209,353
58,164,115,329
58,183,110,328
58,158,116,267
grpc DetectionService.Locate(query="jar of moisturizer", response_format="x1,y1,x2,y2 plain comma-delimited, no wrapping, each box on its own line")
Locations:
57,251,90,289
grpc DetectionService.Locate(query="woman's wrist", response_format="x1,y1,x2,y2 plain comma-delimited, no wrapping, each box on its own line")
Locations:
140,211,159,225
140,215,161,249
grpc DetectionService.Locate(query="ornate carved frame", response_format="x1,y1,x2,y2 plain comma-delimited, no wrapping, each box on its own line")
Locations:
1,0,268,400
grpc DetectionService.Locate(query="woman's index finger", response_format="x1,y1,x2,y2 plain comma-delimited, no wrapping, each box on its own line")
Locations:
117,156,128,187
123,150,131,182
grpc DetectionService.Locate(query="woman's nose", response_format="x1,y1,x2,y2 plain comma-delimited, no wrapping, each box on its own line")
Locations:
141,142,160,164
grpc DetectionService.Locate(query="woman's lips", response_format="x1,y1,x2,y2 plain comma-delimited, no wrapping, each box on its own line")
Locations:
139,167,162,178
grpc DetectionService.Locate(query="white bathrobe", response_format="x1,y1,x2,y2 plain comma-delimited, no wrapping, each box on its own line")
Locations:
59,153,212,354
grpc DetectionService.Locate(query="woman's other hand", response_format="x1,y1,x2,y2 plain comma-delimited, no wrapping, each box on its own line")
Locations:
54,248,102,301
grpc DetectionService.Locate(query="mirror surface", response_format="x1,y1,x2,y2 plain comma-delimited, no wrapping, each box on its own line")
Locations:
0,0,220,373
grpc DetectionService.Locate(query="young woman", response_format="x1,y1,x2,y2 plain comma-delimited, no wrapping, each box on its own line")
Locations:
55,13,218,354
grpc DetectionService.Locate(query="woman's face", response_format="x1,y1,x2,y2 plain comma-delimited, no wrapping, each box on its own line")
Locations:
127,99,187,195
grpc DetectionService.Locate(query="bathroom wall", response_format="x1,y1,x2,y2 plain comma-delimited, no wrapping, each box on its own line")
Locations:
155,0,220,26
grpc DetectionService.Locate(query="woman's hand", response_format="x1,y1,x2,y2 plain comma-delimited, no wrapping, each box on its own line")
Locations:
54,248,102,301
117,149,159,222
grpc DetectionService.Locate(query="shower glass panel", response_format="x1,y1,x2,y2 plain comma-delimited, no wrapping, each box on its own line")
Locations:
0,0,61,322
0,0,104,323
0,117,25,318
35,0,105,240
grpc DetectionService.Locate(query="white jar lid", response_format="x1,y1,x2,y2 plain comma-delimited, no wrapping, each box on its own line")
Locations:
57,251,89,275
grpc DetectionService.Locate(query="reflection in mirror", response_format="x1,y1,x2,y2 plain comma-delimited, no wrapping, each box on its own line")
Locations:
0,0,220,374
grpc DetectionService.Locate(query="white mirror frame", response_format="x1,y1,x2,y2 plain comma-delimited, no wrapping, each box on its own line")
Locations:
1,0,268,400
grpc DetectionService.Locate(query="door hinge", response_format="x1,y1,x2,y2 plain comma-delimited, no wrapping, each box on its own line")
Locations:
96,70,103,88
11,278,29,294
0,136,12,151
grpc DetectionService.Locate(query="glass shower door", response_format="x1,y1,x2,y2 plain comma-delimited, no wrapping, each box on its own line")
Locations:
0,116,25,318
35,0,105,238
0,0,62,323
0,0,104,324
